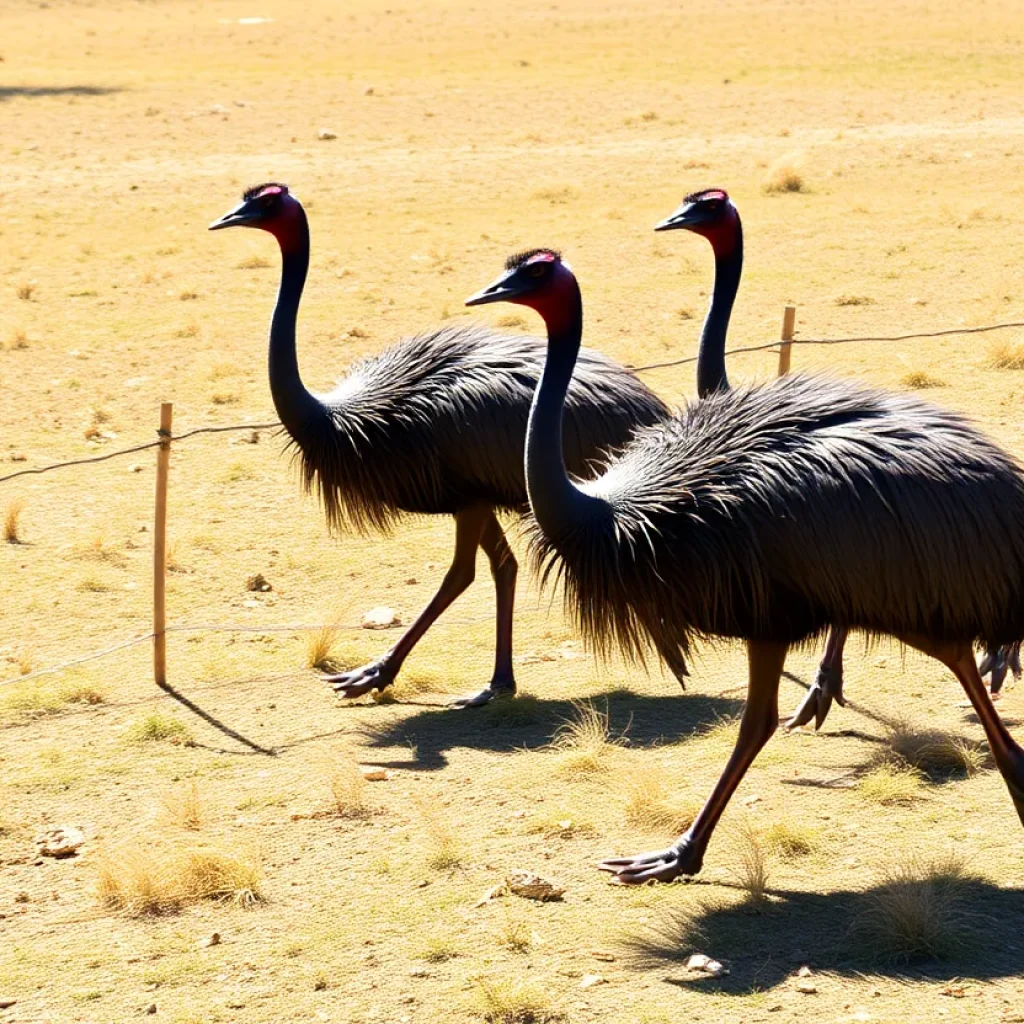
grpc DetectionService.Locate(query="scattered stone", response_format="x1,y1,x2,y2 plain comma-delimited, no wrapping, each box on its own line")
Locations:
245,573,272,592
796,980,818,994
35,825,84,858
145,1003,157,1014
363,86,375,96
473,883,504,908
361,768,389,782
409,968,429,978
506,869,565,902
318,128,338,140
129,463,143,473
685,953,728,977
405,577,418,585
0,999,17,1010
580,974,606,989
589,950,616,962
797,965,813,978
743,795,762,806
313,977,328,991
361,606,401,629
199,932,221,948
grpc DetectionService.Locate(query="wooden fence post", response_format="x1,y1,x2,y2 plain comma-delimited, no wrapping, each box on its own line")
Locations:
153,402,172,688
778,305,796,377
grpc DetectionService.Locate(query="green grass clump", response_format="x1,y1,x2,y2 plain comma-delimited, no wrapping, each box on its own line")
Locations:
127,712,193,746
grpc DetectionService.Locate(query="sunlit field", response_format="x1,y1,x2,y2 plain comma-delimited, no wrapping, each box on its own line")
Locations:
3,1,1024,1021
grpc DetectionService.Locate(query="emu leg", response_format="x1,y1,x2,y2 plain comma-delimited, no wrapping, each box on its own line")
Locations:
945,647,1024,827
325,506,489,699
451,512,520,708
786,627,848,731
599,640,787,884
979,644,1022,696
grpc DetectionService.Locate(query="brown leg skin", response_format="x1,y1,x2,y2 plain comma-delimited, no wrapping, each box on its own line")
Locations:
325,506,490,699
450,512,520,708
786,626,848,731
599,640,788,884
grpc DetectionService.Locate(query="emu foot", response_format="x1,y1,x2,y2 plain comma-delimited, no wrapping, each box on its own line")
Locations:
979,646,1022,696
598,836,704,885
449,675,517,709
323,659,396,699
786,662,846,731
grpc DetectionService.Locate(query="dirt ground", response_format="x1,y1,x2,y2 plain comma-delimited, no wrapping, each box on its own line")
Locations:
2,0,1024,1021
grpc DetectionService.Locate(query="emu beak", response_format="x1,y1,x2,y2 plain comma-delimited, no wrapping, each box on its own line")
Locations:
465,269,521,307
654,201,698,232
209,200,257,231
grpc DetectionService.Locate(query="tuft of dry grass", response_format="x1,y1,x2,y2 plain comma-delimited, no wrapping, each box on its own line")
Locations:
2,678,106,718
880,716,988,777
856,762,925,805
901,369,945,389
986,338,1024,369
495,905,534,953
419,935,463,962
495,314,529,329
834,293,874,306
732,821,771,904
474,977,558,1024
17,282,36,300
305,624,341,670
621,766,696,833
97,844,262,915
329,763,371,819
853,852,982,962
4,498,25,543
236,255,272,269
417,798,461,870
762,156,807,194
550,699,625,775
161,781,203,830
127,712,193,746
762,820,818,858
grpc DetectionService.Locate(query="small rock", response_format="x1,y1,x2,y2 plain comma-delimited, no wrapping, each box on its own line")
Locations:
35,825,84,858
318,129,337,140
405,578,418,585
129,463,143,473
199,932,221,948
145,1003,156,1015
506,869,565,901
363,86,375,95
580,974,606,989
589,950,616,962
686,953,728,976
313,977,328,991
797,965,813,978
361,606,401,629
0,999,17,1010
361,768,389,782
245,573,272,592
409,968,429,978
796,980,818,994
742,795,762,806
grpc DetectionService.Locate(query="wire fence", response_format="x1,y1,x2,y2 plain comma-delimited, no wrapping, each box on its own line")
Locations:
2,310,1022,694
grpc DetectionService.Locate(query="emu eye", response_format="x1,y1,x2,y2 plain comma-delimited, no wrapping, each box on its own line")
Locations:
526,262,547,279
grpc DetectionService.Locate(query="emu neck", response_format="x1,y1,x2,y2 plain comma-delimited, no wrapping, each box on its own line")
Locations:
268,208,322,439
696,219,743,398
525,280,604,537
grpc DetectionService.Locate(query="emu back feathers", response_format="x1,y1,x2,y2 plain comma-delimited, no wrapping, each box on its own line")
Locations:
285,324,667,533
527,373,1024,671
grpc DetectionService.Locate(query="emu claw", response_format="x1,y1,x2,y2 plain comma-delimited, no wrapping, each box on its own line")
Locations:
449,678,517,709
979,646,1022,696
323,660,395,699
598,838,703,884
786,663,845,731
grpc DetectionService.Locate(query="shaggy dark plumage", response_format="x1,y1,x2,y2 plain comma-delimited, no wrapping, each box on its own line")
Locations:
288,324,666,534
528,373,1024,674
505,248,561,271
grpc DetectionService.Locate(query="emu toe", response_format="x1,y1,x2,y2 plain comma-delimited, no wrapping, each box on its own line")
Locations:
979,646,1022,696
598,837,704,884
323,659,396,699
449,677,517,709
786,663,846,731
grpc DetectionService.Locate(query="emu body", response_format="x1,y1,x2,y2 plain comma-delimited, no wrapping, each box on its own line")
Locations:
209,184,667,704
467,249,1024,883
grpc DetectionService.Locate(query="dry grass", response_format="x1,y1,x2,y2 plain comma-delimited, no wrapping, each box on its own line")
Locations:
418,935,464,962
901,369,945,388
834,293,874,306
16,283,35,301
762,156,807,194
762,820,819,858
880,716,988,777
550,699,625,775
494,905,534,953
732,820,771,904
417,797,461,870
853,853,982,962
856,762,926,805
97,844,263,915
160,781,203,830
620,766,696,833
328,763,371,819
4,498,25,544
236,255,272,269
127,712,193,746
2,678,105,719
474,977,558,1024
986,338,1024,369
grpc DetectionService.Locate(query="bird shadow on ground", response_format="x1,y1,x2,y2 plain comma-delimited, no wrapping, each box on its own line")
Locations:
353,688,744,771
623,877,1024,990
0,86,123,102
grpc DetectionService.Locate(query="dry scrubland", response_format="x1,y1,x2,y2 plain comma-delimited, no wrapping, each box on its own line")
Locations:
3,0,1024,1020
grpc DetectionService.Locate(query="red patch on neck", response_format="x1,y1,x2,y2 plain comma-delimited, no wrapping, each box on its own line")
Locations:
266,199,303,252
516,263,577,336
698,204,739,258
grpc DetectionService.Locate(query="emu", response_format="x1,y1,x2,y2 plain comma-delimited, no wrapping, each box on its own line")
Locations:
466,247,1024,883
657,188,1020,723
209,183,668,706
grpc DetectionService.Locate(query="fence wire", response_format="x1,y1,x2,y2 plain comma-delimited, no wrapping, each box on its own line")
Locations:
3,312,1022,693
